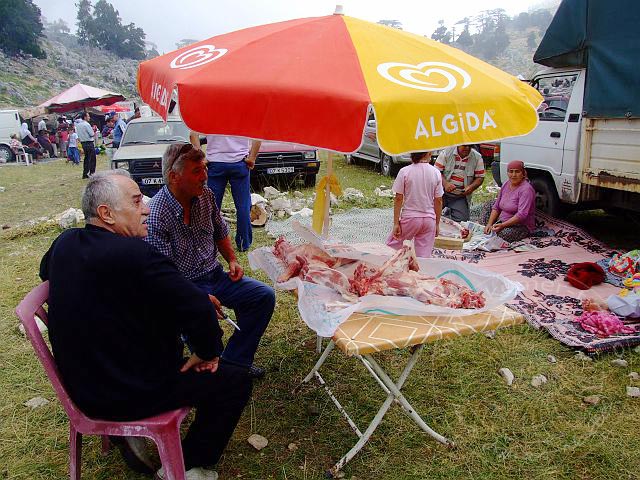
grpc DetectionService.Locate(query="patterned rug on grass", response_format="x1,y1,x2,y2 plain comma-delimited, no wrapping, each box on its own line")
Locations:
431,211,640,354
266,209,640,353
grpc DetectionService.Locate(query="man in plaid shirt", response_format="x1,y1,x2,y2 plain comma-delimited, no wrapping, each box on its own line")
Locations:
146,143,275,379
434,145,485,222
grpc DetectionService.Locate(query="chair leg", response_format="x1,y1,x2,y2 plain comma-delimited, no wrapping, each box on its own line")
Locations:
101,435,111,456
69,425,82,480
153,431,186,480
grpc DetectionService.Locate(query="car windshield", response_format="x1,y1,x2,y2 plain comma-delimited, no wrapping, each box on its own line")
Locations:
121,121,190,146
534,74,576,121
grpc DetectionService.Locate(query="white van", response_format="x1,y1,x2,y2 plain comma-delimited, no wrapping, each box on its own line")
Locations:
0,109,22,162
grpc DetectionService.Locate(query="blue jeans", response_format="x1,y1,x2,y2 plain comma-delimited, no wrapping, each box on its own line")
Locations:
207,161,252,251
193,266,274,368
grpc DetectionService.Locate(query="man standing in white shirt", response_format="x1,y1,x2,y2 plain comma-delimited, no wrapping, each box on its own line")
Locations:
75,112,96,179
37,118,47,133
190,133,260,252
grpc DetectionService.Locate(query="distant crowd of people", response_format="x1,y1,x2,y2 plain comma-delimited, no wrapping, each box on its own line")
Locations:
10,107,140,178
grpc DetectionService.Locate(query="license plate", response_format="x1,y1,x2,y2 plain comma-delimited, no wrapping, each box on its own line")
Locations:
141,177,163,185
266,166,295,174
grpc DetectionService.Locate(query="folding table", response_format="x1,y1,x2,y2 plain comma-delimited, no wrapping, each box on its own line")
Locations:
297,304,524,476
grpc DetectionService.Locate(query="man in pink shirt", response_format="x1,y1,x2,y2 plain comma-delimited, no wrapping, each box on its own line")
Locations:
386,151,444,258
190,133,261,252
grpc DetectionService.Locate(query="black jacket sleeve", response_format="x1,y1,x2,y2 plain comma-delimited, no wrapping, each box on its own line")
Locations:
143,245,224,359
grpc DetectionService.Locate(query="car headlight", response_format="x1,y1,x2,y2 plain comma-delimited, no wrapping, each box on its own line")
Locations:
304,151,316,159
114,161,130,171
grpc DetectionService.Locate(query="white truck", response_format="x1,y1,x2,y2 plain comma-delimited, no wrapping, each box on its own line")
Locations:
0,109,22,163
496,0,640,216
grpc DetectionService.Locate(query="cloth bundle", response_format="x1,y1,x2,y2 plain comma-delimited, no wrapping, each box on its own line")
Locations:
565,262,605,290
575,311,635,337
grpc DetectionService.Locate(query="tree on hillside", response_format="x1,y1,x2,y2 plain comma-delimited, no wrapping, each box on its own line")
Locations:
0,0,46,58
76,0,96,46
175,39,200,49
74,0,146,60
455,25,473,49
377,19,402,29
527,31,537,49
145,41,159,58
431,20,451,44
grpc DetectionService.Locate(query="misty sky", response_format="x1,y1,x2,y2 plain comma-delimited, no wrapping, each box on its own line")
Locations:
34,0,541,54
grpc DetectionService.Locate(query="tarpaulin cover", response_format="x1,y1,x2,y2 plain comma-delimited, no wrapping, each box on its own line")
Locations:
534,0,640,118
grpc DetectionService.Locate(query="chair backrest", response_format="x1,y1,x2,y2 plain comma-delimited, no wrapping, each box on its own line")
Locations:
15,281,88,420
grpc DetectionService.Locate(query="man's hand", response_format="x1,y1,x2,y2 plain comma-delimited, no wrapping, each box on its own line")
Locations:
208,294,224,319
245,155,256,170
463,185,475,196
180,354,219,373
443,180,456,193
228,260,244,282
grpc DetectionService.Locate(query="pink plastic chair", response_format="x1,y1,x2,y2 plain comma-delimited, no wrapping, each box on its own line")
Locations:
16,281,191,480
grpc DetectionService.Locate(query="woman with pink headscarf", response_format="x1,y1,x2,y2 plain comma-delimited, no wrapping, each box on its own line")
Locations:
481,160,536,243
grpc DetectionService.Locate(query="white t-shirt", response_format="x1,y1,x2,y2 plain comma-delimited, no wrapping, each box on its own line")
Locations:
392,162,444,220
38,119,46,131
205,135,249,163
68,132,78,148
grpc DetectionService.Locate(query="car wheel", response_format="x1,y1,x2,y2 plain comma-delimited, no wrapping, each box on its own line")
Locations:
530,176,562,217
304,174,316,187
0,145,15,163
380,154,393,176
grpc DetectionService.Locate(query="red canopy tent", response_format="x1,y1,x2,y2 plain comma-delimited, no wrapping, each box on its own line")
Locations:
39,83,125,113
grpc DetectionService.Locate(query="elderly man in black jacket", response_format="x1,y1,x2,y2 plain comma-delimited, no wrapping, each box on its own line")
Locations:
39,170,249,480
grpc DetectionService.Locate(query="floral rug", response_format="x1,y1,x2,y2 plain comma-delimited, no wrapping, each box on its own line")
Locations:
432,211,640,353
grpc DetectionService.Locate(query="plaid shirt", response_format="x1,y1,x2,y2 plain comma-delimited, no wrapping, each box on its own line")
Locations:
146,186,229,280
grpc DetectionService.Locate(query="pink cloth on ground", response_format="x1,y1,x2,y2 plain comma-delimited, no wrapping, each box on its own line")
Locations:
575,311,635,338
392,163,443,219
386,217,437,258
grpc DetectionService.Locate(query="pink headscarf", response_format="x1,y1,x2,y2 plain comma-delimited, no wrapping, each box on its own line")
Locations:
507,160,527,178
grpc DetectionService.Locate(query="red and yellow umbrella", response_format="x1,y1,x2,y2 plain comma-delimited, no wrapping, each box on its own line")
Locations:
138,12,542,155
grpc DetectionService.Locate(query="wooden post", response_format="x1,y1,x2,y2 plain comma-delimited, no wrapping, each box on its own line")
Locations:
322,152,333,238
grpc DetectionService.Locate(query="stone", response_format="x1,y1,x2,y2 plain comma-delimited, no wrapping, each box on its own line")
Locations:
287,442,298,451
484,330,496,339
628,372,639,381
57,208,84,229
531,374,548,387
547,355,557,364
342,187,364,201
0,186,5,192
334,472,345,479
330,192,339,206
247,434,268,451
263,186,281,200
574,351,593,362
634,346,640,354
291,207,313,218
251,193,268,205
270,197,292,213
17,315,47,336
24,397,49,409
293,191,304,198
611,359,628,368
626,386,640,398
374,187,394,198
582,395,601,406
498,368,514,386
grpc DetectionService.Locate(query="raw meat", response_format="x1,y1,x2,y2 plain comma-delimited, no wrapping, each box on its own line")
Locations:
273,237,343,282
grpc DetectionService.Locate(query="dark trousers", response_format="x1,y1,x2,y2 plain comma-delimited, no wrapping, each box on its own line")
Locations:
193,265,274,368
104,364,252,469
207,161,253,251
81,141,96,177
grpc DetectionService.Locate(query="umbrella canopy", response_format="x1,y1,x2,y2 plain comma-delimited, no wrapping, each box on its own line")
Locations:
138,13,542,155
96,103,131,113
39,83,125,113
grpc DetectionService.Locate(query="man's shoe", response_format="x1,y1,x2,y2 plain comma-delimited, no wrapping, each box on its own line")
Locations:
82,175,89,179
155,466,218,480
109,436,156,475
248,364,265,379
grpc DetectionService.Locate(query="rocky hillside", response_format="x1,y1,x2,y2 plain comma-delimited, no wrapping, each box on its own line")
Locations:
0,36,140,109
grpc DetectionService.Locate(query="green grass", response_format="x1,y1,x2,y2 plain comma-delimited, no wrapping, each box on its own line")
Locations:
1,155,639,479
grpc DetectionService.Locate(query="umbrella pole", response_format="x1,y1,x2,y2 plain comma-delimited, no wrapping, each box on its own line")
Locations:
321,153,333,239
